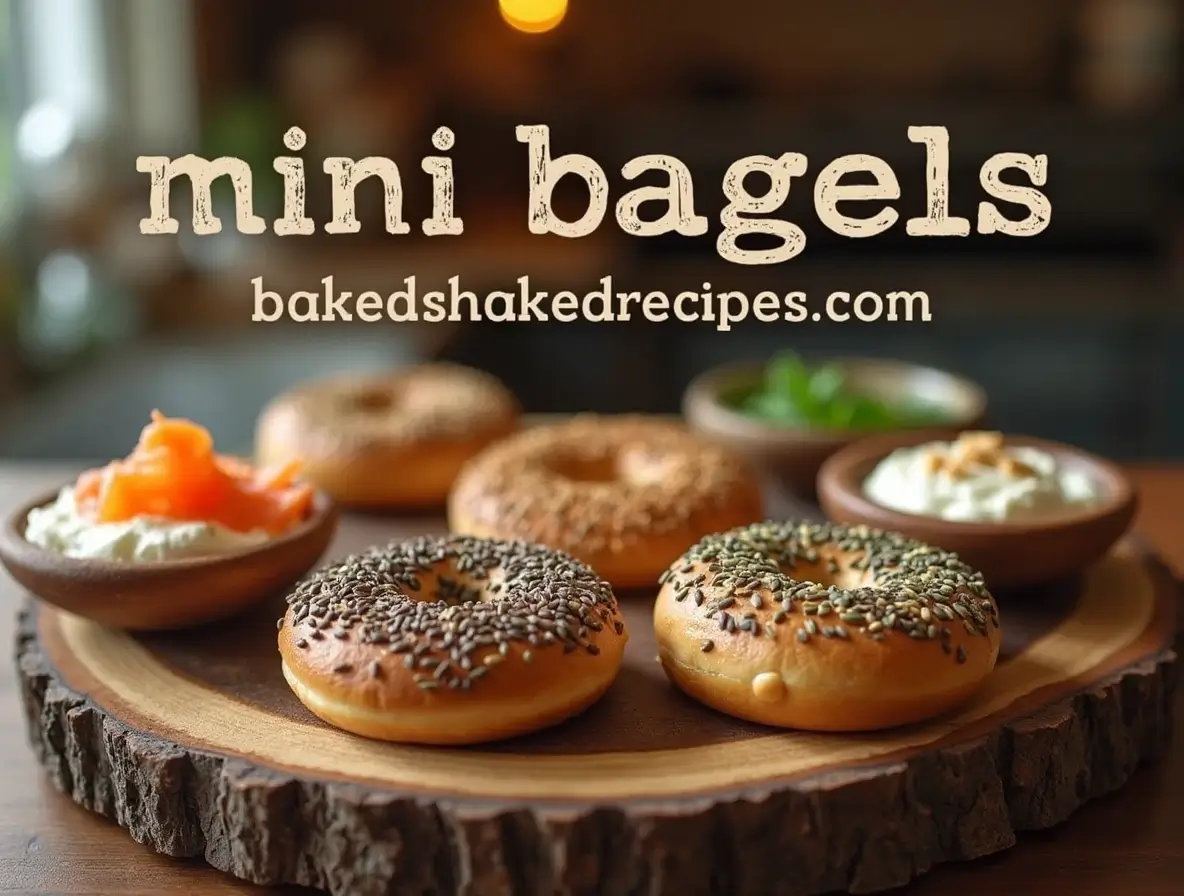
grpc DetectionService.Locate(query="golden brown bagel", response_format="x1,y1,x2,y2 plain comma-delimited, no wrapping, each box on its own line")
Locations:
256,363,519,509
654,520,1001,731
278,534,628,745
447,415,765,590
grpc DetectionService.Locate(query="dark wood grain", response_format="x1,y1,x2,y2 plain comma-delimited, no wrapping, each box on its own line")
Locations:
2,465,1183,895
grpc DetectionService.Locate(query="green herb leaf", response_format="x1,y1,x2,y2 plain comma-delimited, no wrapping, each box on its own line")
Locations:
827,397,859,428
845,398,897,428
740,391,809,426
808,363,845,406
727,352,956,431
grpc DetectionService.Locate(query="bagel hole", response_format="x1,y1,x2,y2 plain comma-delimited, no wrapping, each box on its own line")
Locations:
544,454,621,484
348,387,397,413
406,566,506,605
785,557,873,591
544,446,676,485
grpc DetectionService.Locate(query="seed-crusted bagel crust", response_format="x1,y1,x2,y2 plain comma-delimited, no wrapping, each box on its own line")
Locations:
278,534,628,745
447,415,765,589
256,363,520,509
653,520,1001,731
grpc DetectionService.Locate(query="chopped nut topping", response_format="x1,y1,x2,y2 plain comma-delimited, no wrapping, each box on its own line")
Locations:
998,456,1037,478
921,431,1035,480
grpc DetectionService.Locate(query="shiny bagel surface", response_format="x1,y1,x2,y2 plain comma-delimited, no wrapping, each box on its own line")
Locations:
278,534,627,745
654,520,1001,731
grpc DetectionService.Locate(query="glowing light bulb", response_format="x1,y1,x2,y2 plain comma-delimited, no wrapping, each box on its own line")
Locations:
499,0,568,34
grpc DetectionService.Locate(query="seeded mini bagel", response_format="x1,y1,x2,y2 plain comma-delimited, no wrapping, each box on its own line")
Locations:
256,363,520,509
278,534,628,745
447,415,765,590
653,521,1001,732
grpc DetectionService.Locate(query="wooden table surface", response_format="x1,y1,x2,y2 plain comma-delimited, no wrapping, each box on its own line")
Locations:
0,464,1181,896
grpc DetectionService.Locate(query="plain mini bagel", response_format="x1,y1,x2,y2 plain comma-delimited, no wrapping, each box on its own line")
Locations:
653,520,1001,732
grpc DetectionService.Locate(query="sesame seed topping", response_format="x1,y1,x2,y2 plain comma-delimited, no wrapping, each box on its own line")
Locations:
284,534,623,691
663,520,997,666
266,363,518,448
448,416,762,557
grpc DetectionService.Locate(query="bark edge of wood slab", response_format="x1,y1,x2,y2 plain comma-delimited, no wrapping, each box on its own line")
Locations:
14,539,1180,896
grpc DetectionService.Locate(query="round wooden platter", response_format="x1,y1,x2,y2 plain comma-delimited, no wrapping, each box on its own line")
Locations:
13,508,1181,896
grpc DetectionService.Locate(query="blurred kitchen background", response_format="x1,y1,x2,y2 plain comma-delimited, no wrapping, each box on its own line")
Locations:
0,0,1181,460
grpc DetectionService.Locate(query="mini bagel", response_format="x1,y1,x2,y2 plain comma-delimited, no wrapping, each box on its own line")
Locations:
256,363,519,509
278,534,628,745
654,520,1001,731
447,415,765,590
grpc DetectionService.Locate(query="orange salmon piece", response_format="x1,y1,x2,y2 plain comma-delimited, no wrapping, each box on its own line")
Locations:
71,411,313,535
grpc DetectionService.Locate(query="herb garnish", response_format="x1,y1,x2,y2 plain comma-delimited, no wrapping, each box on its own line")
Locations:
728,353,952,430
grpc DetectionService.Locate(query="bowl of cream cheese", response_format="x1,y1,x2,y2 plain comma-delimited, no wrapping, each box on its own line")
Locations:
0,411,340,630
817,430,1138,589
1,484,339,630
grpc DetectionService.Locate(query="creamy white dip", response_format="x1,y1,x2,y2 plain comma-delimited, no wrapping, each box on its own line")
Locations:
863,440,1101,523
25,487,271,562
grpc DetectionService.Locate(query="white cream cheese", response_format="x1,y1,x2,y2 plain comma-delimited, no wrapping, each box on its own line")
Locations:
25,486,271,562
863,438,1101,523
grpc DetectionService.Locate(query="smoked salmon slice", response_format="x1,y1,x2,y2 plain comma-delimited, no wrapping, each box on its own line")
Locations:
73,411,314,534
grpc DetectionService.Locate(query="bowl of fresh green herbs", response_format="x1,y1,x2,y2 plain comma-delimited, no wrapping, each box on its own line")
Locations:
683,354,987,494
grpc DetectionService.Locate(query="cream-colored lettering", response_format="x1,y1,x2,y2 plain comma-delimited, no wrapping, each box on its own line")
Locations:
515,124,608,238
977,153,1051,236
906,126,971,237
814,154,900,238
615,154,708,237
717,153,808,264
323,156,411,235
273,127,315,236
137,154,265,235
421,127,463,236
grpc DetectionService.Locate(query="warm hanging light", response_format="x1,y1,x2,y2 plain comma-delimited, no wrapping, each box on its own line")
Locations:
499,0,568,34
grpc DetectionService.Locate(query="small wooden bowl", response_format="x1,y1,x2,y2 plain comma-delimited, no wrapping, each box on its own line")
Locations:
0,488,339,630
816,430,1138,590
683,358,987,495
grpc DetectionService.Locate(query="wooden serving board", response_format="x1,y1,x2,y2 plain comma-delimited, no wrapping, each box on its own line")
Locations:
13,502,1181,896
